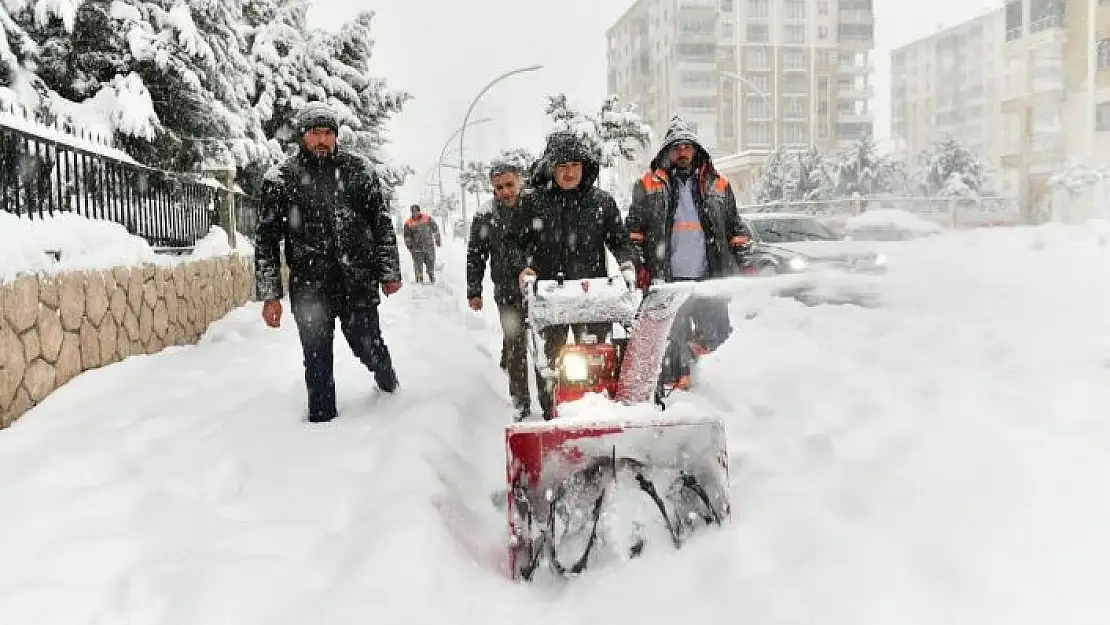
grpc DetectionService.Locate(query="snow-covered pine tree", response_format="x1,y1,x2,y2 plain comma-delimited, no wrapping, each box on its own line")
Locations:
753,146,791,204
542,93,651,169
2,0,410,196
915,135,988,198
490,147,536,174
595,95,651,167
829,133,899,197
460,159,491,196
791,146,832,201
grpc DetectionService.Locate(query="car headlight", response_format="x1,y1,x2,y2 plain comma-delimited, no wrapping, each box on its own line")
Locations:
561,353,590,381
787,256,807,272
874,253,887,266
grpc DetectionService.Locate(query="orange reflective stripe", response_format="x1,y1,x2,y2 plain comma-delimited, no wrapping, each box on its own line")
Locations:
713,176,729,193
729,235,750,245
674,221,703,232
640,172,665,192
629,231,645,242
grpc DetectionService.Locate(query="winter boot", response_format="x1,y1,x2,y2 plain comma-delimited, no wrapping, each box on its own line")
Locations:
375,367,398,393
512,396,531,422
306,410,338,423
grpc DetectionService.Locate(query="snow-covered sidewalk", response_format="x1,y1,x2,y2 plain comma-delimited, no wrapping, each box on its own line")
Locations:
2,224,1110,624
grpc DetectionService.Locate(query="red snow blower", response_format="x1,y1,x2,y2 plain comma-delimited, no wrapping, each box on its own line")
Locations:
504,274,731,581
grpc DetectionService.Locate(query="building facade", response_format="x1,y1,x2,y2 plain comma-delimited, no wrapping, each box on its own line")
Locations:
999,0,1110,216
606,0,876,200
890,10,1007,190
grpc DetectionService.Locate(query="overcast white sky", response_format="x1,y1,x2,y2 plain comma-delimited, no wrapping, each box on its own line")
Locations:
306,0,1008,206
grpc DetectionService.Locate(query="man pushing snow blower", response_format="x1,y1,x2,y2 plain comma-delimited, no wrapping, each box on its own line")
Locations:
501,130,733,582
626,115,753,391
515,130,639,421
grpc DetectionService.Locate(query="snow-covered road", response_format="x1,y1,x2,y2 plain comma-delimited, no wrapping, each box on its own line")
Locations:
2,224,1110,624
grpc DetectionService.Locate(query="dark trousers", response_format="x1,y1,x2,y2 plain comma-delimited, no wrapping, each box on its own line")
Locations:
662,278,732,385
536,322,610,419
497,301,530,412
292,295,395,420
410,248,436,282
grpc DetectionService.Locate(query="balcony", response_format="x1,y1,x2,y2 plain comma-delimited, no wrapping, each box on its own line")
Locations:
837,109,874,123
838,9,874,23
837,84,874,99
838,60,875,74
676,29,718,44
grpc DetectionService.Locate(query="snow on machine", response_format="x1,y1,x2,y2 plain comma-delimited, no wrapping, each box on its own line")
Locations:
504,273,731,581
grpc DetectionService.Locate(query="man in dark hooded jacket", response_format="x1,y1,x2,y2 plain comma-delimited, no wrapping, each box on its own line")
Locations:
466,158,530,419
625,115,751,386
517,131,638,420
255,102,402,423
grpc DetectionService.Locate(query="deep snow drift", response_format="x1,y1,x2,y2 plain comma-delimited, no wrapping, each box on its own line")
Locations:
1,223,1110,624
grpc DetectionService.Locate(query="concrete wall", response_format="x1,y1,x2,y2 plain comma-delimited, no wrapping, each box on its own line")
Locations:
0,254,255,427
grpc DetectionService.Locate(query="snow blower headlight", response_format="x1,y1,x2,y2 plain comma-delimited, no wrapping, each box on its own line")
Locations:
561,353,590,382
787,256,807,272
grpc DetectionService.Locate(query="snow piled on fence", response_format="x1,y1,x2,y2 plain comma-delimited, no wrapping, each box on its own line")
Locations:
0,212,252,283
191,226,255,259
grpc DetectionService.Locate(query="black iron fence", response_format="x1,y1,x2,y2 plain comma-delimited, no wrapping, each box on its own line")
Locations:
0,104,258,249
234,192,259,241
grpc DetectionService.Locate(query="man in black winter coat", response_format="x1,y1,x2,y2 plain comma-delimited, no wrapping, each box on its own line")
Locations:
517,131,638,420
255,102,403,423
625,115,752,386
466,159,530,419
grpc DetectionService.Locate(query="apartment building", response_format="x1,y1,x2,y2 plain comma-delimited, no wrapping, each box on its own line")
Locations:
606,0,876,197
890,10,1007,187
1000,0,1110,214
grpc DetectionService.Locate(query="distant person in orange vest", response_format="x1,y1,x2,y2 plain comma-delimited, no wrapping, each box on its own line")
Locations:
403,204,442,283
625,115,752,387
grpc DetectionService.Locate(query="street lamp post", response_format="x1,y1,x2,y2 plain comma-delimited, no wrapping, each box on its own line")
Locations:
719,70,775,151
437,117,493,205
458,64,543,225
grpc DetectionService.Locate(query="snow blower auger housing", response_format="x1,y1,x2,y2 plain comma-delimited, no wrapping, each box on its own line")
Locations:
505,277,731,582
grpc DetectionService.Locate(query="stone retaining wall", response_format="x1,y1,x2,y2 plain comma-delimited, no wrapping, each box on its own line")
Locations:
0,254,255,427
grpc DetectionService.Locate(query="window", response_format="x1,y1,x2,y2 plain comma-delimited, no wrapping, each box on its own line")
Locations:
746,122,771,144
783,49,805,69
1099,40,1110,69
783,74,808,93
784,24,805,43
1030,0,1066,31
783,96,806,117
784,123,807,144
816,76,829,138
818,26,829,40
838,23,872,40
747,23,769,42
818,0,829,15
745,47,769,68
680,96,715,110
748,0,768,18
746,98,770,118
721,0,734,9
1005,0,1023,40
784,0,805,20
746,73,771,92
681,72,716,89
1097,102,1110,131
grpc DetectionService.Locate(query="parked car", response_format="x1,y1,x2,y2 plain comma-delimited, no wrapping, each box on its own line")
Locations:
841,208,944,241
740,212,888,275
